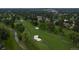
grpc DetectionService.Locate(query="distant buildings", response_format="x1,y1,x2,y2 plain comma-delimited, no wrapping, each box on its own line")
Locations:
63,19,75,29
37,16,42,21
37,16,50,23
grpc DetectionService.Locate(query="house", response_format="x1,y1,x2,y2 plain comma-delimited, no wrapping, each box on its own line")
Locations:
37,16,42,22
63,19,75,29
45,17,50,22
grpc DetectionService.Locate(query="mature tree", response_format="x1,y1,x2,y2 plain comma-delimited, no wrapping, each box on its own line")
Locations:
57,14,64,32
31,17,38,26
0,29,9,40
70,32,79,48
15,23,25,33
73,16,79,32
47,15,55,32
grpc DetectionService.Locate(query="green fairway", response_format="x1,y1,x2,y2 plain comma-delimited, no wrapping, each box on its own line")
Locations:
23,20,72,50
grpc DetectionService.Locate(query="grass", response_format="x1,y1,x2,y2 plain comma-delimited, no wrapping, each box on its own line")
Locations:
23,20,73,50
4,30,22,50
0,22,21,50
0,20,74,50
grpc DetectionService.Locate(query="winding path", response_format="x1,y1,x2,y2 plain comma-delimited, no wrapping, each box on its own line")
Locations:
13,30,27,49
9,28,27,49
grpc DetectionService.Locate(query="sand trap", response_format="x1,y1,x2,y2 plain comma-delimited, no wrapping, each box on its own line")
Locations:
35,27,39,30
34,35,39,38
36,38,42,41
34,35,42,41
20,20,24,22
64,19,68,22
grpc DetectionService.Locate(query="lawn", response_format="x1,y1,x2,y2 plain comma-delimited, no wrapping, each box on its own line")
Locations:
23,20,72,50
0,20,73,50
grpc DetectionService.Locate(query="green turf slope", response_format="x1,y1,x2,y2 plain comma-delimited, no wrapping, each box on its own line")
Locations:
23,20,72,50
